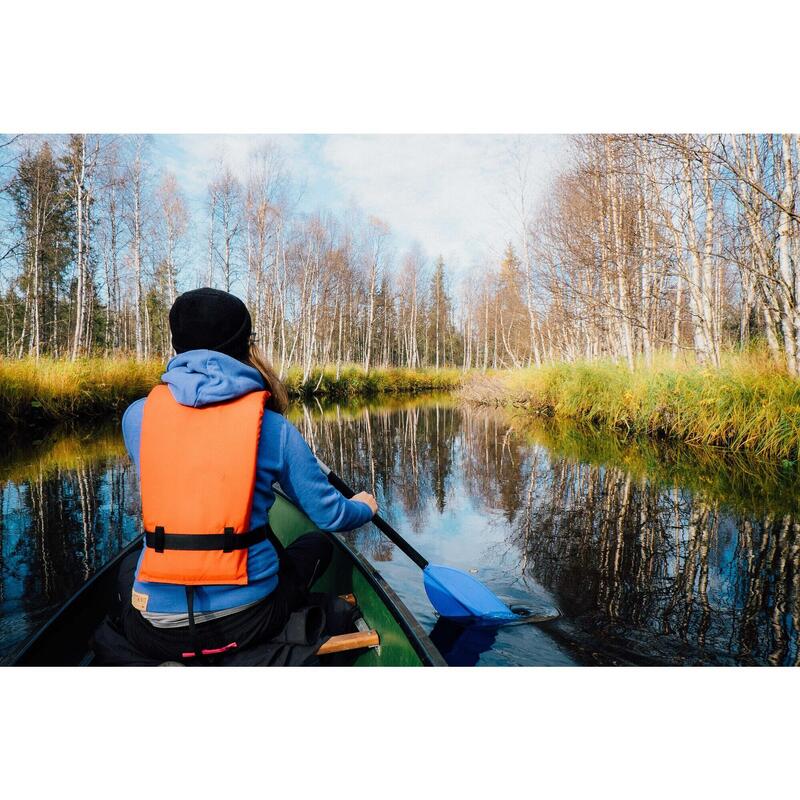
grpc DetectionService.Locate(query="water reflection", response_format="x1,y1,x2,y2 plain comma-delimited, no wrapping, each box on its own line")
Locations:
291,400,800,666
2,397,799,665
0,427,141,659
429,618,499,666
514,422,800,665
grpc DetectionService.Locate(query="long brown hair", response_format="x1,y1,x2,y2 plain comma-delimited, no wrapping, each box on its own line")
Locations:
243,344,288,414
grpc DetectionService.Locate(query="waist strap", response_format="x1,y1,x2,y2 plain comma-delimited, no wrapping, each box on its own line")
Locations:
145,524,271,553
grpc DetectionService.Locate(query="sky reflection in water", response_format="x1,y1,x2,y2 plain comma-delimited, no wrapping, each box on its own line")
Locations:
2,397,799,665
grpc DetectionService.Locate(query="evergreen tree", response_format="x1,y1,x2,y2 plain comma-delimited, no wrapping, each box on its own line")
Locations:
496,243,527,366
7,142,74,357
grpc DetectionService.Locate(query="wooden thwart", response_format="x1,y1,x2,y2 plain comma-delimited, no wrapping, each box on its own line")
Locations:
316,629,379,655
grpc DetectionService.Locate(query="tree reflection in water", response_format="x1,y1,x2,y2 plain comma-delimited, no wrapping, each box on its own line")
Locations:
0,426,140,660
2,399,799,665
293,399,800,666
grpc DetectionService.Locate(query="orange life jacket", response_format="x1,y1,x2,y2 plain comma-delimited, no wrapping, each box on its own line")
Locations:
137,384,269,586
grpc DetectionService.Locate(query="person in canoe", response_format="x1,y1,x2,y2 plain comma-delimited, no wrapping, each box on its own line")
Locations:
111,287,378,663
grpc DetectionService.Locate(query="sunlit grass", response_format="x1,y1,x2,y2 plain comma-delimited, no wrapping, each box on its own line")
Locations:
461,350,800,460
0,358,165,425
0,358,466,425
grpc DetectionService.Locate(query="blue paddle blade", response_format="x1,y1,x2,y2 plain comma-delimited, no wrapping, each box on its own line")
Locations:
423,563,518,623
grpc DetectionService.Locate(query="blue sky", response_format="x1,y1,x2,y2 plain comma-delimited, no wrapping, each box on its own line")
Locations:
149,134,568,278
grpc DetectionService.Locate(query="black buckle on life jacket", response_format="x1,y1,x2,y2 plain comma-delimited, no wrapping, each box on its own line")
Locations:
223,527,235,553
154,526,165,553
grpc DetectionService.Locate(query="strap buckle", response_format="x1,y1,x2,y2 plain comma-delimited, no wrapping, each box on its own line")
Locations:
223,526,235,553
154,526,165,553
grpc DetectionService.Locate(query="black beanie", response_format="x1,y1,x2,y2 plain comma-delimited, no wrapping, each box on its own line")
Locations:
168,288,252,357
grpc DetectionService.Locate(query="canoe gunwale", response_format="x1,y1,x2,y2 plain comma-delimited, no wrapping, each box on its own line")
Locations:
325,526,447,667
9,535,143,666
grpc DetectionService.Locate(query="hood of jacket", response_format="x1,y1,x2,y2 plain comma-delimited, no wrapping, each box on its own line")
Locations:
161,349,265,407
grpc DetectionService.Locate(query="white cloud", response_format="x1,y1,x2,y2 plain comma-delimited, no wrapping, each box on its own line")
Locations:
157,134,568,277
161,134,297,197
319,134,566,271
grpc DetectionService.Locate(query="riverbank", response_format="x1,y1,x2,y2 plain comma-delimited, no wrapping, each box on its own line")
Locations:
283,365,462,399
0,358,464,426
460,354,800,461
0,359,165,426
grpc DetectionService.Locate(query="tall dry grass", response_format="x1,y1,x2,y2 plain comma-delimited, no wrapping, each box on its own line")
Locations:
0,358,164,425
461,351,800,460
0,358,465,426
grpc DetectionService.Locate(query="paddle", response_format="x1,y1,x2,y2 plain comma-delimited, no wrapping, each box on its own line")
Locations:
317,459,518,623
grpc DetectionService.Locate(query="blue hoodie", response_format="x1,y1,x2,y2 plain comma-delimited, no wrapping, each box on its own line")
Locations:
122,349,374,615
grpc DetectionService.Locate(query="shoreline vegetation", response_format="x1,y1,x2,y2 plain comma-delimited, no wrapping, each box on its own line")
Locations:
6,351,800,466
460,352,800,462
0,358,463,427
3,133,800,454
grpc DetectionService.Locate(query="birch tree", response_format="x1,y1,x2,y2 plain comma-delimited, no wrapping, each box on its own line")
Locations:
362,217,389,373
123,137,148,360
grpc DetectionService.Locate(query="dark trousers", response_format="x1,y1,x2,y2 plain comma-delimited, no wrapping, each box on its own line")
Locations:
120,532,333,662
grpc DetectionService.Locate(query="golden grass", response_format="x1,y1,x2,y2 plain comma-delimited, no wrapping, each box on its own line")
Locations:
460,351,800,461
0,358,465,425
0,358,164,425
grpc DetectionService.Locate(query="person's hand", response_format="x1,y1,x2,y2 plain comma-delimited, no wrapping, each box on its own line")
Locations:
352,491,378,516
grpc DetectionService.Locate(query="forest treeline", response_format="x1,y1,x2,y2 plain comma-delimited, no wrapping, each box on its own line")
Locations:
532,134,800,374
0,134,464,374
1,134,799,375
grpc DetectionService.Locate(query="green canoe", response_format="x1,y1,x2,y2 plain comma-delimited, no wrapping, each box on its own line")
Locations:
11,489,446,667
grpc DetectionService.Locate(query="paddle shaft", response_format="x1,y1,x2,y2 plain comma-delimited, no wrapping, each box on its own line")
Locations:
325,469,429,570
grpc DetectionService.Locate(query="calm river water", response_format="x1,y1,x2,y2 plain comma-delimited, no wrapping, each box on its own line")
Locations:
2,395,799,665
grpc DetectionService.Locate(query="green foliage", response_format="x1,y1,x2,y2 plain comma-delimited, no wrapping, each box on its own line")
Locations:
461,352,800,460
5,142,77,354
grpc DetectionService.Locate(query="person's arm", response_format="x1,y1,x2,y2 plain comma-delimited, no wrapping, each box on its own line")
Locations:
277,420,377,531
121,398,147,477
